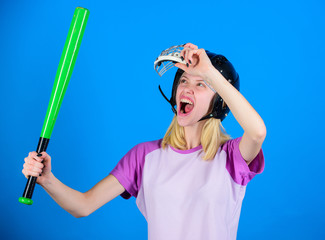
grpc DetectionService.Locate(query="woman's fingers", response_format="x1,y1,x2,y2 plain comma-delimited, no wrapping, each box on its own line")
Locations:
23,151,51,185
22,163,43,178
183,43,198,49
34,154,43,162
39,151,51,162
180,48,187,65
181,43,203,67
174,62,187,72
28,151,42,162
186,49,201,66
181,43,199,64
24,152,46,177
176,45,213,77
181,48,202,67
184,49,190,66
24,157,44,169
28,151,51,165
181,48,193,67
23,159,44,173
22,168,42,178
23,163,43,174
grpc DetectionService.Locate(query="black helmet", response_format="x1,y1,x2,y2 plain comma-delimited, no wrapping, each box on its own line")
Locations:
159,50,240,122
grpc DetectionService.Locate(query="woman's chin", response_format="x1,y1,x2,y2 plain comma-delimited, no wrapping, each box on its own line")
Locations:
177,115,198,127
177,110,209,127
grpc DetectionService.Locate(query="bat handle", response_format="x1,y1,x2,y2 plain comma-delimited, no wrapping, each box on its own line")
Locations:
19,137,50,205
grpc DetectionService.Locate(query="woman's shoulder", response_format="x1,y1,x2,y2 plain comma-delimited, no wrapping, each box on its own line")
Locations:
131,139,163,154
220,137,241,151
220,136,265,186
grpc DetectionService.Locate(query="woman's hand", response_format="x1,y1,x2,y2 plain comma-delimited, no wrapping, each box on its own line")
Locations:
175,43,214,78
22,151,52,186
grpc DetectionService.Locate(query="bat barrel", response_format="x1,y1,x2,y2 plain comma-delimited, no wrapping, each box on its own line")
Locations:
41,7,90,139
19,7,89,205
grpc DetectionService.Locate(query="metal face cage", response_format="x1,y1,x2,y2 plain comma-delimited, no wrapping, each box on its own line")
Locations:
154,45,186,77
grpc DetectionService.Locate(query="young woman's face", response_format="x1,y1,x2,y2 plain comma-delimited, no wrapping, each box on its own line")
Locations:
176,72,215,127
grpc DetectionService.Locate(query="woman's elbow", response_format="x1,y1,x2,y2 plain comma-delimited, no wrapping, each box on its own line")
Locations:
255,122,267,141
72,210,90,218
70,204,92,218
72,192,93,218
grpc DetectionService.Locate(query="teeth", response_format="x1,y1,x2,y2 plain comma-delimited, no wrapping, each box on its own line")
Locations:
180,99,193,105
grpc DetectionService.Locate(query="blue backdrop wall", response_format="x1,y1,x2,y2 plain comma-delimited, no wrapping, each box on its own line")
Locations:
1,0,325,239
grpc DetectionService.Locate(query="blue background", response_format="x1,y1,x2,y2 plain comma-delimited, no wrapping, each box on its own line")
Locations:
1,0,325,239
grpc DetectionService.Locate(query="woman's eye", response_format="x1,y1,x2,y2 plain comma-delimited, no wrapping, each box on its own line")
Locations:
180,79,187,84
198,83,205,87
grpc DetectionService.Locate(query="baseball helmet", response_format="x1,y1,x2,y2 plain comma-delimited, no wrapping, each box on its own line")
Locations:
159,50,240,122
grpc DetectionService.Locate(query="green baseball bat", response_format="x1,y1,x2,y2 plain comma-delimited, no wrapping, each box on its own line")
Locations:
19,7,90,205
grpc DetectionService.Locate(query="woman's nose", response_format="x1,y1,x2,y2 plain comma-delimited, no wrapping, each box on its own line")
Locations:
184,85,194,94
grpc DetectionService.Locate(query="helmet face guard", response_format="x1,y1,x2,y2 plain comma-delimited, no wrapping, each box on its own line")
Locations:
154,45,186,77
155,45,240,122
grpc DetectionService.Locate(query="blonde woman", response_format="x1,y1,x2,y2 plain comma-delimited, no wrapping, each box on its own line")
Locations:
22,43,266,240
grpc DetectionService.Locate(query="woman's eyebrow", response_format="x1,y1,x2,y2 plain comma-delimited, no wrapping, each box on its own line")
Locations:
180,76,205,83
196,79,206,83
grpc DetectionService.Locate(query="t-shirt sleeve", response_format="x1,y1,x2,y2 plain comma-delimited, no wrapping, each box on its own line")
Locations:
109,144,146,199
109,140,162,199
222,137,265,186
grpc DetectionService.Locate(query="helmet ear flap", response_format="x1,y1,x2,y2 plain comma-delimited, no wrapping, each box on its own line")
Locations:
207,93,219,113
214,97,230,121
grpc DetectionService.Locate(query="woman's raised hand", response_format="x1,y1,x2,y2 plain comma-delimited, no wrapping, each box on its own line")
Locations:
22,151,52,186
175,43,214,78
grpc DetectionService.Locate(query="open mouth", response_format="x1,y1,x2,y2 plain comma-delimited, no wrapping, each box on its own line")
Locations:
179,98,194,115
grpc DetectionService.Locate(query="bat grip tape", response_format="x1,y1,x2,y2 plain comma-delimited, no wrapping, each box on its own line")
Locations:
19,137,50,205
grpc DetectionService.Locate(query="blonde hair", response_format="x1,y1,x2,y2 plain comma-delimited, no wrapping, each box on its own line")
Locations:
162,115,231,160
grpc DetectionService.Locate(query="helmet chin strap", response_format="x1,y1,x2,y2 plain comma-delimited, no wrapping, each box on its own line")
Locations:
159,85,217,122
158,85,177,114
198,111,218,122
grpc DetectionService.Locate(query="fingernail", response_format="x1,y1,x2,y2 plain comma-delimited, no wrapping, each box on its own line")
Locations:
181,56,184,61
186,63,189,67
189,60,192,64
37,153,42,157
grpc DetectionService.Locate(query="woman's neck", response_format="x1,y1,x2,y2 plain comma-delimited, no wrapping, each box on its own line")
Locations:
183,121,206,149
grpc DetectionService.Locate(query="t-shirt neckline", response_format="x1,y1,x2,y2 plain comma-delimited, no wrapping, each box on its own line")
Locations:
170,144,203,154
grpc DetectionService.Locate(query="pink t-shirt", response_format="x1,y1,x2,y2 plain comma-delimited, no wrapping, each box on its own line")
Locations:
110,137,264,240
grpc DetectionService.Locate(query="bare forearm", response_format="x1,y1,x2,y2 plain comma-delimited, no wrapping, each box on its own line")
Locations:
23,153,123,216
41,173,89,218
204,67,266,139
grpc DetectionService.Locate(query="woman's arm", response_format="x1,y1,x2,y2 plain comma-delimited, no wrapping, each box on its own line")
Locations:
42,173,124,217
176,43,267,163
203,68,266,163
23,152,125,217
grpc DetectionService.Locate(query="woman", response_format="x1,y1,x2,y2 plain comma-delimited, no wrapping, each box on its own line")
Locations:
22,43,266,240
